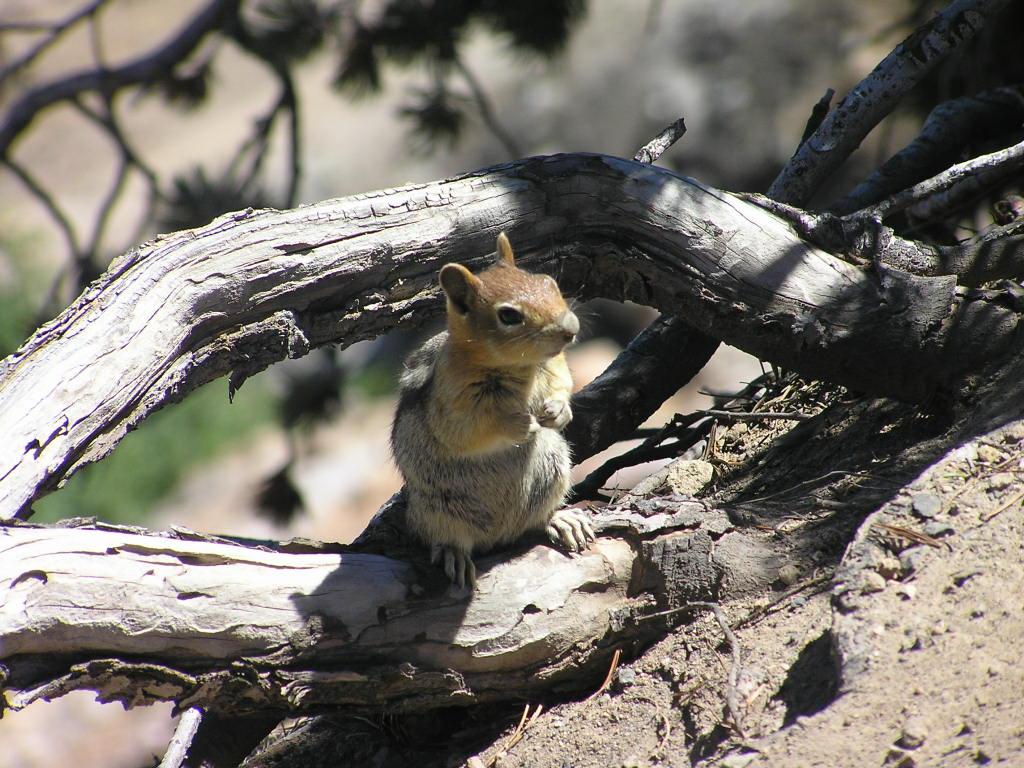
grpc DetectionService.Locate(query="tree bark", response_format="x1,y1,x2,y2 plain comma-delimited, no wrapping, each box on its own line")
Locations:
2,153,1020,520
0,498,819,715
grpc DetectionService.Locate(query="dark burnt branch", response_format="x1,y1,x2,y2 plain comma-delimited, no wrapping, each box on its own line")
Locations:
831,85,1024,215
740,192,1024,285
565,315,718,464
633,117,687,164
797,88,835,149
0,0,239,156
854,137,1024,220
573,413,712,501
768,0,1012,207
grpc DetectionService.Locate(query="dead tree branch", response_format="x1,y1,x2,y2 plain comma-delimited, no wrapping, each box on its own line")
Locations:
0,0,239,157
768,0,1012,207
830,85,1024,215
0,499,799,715
854,137,1024,220
1,152,1022,520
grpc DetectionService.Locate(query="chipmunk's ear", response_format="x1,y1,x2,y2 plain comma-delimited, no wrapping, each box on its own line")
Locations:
495,232,516,267
440,263,481,315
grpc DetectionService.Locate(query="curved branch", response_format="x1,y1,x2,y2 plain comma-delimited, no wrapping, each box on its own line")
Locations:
768,0,1012,206
0,0,107,82
830,85,1024,215
0,153,1020,520
0,0,239,157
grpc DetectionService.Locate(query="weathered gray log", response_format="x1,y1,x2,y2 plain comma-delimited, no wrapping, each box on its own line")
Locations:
2,153,1022,520
0,500,819,715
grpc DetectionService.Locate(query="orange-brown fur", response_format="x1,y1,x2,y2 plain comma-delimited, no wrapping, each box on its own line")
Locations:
390,232,594,588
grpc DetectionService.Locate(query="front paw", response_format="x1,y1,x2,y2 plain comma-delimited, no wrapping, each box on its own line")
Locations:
537,396,572,430
546,508,596,553
430,543,477,589
509,411,541,441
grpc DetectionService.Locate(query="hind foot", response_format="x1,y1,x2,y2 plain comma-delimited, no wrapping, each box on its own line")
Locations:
431,543,477,589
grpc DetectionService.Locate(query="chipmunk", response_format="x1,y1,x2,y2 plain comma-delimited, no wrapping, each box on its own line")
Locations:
391,232,596,588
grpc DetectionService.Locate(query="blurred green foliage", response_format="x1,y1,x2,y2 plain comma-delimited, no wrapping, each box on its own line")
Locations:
32,377,276,524
1,229,276,525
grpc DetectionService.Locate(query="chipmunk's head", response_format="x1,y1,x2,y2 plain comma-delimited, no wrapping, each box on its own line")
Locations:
440,232,579,366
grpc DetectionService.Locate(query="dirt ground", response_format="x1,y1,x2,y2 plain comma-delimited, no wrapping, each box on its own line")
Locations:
224,380,1023,768
463,409,1024,768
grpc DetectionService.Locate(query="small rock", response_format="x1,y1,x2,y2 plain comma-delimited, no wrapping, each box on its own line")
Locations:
899,716,928,749
876,556,903,580
896,584,917,601
791,595,808,608
778,563,801,586
911,492,942,519
466,758,486,768
664,459,715,496
900,547,927,574
923,521,954,538
616,667,637,687
719,755,757,768
862,571,887,593
975,444,1003,464
987,472,1014,491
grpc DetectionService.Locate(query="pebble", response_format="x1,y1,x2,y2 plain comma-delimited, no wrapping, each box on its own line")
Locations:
778,563,801,586
719,755,757,768
899,716,928,749
862,571,887,593
896,584,917,601
876,556,903,580
911,492,942,519
975,444,1003,464
616,667,637,687
987,472,1014,491
923,521,954,537
900,547,927,574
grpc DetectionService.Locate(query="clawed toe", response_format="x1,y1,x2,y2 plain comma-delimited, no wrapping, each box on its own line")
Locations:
432,544,476,589
546,509,597,553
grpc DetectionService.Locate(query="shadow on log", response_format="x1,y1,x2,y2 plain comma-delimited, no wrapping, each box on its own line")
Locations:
0,495,826,716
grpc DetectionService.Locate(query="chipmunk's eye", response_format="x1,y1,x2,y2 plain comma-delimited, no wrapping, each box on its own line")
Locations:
497,306,524,326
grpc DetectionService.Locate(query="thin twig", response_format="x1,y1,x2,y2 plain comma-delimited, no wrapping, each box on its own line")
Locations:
452,55,522,159
981,488,1024,522
487,703,544,766
572,415,712,501
633,117,687,164
158,707,203,768
275,65,301,207
585,647,622,702
700,409,812,422
1,157,80,258
0,0,107,82
852,138,1024,220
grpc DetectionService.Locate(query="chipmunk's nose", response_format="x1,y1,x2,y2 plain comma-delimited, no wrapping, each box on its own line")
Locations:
560,310,579,342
